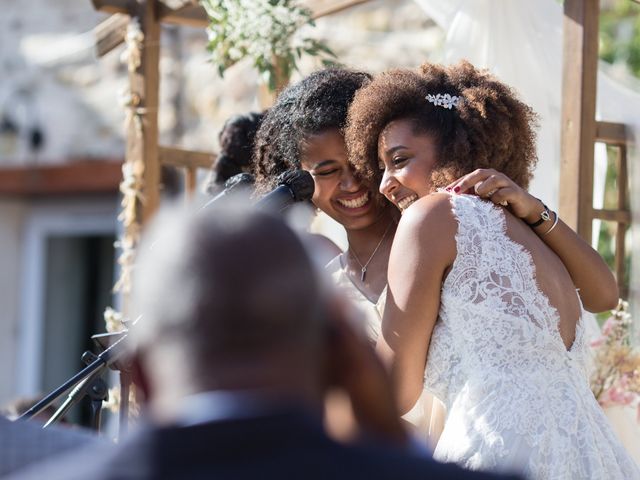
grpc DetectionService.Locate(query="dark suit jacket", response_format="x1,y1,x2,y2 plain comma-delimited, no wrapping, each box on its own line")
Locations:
0,415,98,477
10,409,521,480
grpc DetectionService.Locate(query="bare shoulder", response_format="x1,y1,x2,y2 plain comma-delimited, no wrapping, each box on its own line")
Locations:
398,192,457,237
393,193,457,264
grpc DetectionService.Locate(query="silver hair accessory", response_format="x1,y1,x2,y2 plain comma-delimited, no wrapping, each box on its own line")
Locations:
425,93,460,110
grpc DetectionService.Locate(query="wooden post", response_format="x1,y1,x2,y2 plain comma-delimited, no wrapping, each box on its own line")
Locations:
94,13,129,57
616,144,629,298
184,167,197,195
127,0,161,225
559,0,599,241
118,1,161,430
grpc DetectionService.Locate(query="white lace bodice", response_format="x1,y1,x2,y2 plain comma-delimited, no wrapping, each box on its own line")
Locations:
425,194,639,479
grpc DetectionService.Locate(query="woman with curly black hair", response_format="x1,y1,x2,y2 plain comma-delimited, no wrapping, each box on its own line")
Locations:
253,68,400,335
345,61,635,479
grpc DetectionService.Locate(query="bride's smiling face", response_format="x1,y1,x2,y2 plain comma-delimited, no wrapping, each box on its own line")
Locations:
377,119,440,213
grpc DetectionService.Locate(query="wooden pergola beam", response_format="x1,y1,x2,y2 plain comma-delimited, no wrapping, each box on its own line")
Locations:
595,121,627,146
559,0,600,241
94,12,129,57
92,0,375,32
92,1,208,27
311,0,373,19
158,147,215,195
157,2,207,27
592,209,631,223
158,146,215,169
91,0,128,15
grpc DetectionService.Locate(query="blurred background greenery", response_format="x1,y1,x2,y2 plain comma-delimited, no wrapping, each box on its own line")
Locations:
596,0,639,309
600,0,640,77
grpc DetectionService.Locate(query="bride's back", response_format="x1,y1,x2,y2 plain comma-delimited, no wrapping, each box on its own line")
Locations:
426,193,587,407
502,205,582,350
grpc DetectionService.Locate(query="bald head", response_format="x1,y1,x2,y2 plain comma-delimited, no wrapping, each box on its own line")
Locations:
130,203,327,397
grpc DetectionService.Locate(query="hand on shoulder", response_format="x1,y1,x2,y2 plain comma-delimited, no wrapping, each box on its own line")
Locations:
445,168,541,220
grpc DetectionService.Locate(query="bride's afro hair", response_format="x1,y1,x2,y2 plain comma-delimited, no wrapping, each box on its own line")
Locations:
252,68,371,194
345,60,538,190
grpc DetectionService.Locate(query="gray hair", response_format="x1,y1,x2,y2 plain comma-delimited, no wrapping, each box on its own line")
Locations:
129,202,326,369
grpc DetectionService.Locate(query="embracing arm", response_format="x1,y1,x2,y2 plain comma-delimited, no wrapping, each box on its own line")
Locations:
448,169,618,313
376,195,457,414
521,202,618,312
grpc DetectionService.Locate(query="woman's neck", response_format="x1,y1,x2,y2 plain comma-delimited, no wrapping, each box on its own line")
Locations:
345,206,397,255
342,205,399,302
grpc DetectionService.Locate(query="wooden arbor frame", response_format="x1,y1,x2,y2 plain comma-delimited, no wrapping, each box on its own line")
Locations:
91,0,632,295
561,0,632,297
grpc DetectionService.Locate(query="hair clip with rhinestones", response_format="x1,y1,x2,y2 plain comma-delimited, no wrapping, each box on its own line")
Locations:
425,93,460,110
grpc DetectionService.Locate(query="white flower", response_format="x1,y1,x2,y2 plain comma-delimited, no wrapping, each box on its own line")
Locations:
201,0,332,90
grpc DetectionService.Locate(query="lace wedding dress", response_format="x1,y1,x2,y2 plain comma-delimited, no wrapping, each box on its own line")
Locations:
426,194,640,479
325,256,445,448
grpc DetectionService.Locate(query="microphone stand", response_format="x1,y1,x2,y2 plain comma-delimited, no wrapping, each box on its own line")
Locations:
43,366,108,430
19,333,129,430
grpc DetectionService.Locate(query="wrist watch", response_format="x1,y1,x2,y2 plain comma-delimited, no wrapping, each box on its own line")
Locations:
525,202,551,228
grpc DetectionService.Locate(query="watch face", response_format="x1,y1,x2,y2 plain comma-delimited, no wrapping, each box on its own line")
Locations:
542,210,551,221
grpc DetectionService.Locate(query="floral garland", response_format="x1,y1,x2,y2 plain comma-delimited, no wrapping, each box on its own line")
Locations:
100,18,146,423
590,300,640,420
200,0,336,91
112,19,146,299
103,306,126,334
102,382,141,419
102,18,147,337
120,19,144,73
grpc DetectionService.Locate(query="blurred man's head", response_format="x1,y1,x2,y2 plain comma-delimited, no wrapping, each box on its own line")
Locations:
130,203,328,418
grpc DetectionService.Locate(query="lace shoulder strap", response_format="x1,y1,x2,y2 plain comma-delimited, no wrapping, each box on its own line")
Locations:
449,194,506,255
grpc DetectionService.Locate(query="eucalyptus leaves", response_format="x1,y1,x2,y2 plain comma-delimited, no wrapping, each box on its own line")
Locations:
200,0,336,91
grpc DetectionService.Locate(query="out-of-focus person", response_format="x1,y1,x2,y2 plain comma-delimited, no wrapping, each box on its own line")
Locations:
10,201,520,480
0,413,98,477
205,111,265,196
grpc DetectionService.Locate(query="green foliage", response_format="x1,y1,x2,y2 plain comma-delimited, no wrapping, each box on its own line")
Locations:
200,0,336,91
600,1,640,78
595,2,638,303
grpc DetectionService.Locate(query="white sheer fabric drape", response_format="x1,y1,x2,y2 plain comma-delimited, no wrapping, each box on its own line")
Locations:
413,0,563,210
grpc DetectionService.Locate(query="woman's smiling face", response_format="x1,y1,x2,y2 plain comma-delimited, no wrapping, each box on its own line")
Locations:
300,128,387,230
377,119,441,212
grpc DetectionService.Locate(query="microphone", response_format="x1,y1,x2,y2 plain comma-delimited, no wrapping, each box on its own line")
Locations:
202,172,255,209
224,172,255,191
255,170,314,213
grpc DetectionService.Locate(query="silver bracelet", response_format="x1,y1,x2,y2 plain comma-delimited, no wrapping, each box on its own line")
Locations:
542,211,559,236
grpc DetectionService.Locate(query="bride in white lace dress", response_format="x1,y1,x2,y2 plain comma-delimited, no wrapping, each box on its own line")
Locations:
346,60,640,479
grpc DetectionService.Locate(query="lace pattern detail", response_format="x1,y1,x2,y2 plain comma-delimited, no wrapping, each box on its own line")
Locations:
424,194,639,479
